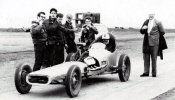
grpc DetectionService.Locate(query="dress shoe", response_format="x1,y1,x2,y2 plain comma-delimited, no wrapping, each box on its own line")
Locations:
140,73,149,77
152,75,156,77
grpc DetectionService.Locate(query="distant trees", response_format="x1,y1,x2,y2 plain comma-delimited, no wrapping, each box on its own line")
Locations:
120,27,124,29
129,27,134,29
115,27,124,29
0,28,24,32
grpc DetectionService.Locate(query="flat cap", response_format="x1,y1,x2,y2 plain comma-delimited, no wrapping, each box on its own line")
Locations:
50,8,57,13
57,13,63,18
85,16,92,21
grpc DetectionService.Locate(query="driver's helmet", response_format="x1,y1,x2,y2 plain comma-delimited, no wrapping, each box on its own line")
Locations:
102,34,110,45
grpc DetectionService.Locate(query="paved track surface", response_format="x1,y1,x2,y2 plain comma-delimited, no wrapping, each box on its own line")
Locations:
0,32,175,100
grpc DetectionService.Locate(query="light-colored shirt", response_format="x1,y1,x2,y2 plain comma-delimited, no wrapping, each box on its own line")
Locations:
147,19,154,35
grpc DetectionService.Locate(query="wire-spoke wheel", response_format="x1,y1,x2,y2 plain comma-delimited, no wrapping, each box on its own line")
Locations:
118,54,131,82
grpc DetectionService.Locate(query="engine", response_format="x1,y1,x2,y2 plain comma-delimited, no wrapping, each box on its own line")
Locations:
83,56,100,68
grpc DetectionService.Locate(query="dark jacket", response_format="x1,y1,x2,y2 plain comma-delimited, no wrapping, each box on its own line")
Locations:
140,19,149,50
64,21,75,41
140,19,167,59
80,24,98,45
42,18,72,45
158,35,168,60
57,22,67,46
30,23,47,44
42,18,58,45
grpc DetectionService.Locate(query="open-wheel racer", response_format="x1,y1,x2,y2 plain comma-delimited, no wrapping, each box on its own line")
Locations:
14,33,131,98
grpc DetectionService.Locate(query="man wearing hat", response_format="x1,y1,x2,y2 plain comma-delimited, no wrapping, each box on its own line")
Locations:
64,14,77,53
30,12,47,71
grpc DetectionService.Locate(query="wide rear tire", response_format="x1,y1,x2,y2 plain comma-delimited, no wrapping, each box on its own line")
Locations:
65,65,82,97
14,63,32,94
66,52,80,62
118,54,131,82
66,53,76,61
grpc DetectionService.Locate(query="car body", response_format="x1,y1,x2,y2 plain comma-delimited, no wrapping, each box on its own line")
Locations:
27,42,118,85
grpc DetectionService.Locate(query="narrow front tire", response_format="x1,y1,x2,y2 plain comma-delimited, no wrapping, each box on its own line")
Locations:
65,65,82,97
14,63,32,94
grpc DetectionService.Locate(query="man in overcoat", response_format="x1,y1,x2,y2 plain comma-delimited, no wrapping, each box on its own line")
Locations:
140,13,166,77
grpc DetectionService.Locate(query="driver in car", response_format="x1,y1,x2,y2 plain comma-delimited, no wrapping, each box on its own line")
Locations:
101,33,113,52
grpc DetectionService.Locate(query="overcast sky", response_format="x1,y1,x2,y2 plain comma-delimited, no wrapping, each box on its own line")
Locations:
0,0,175,29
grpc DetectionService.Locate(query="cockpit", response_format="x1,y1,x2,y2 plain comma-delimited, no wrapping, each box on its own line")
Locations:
91,33,117,53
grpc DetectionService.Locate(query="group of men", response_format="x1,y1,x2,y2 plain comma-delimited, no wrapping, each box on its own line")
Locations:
24,8,99,71
24,8,167,77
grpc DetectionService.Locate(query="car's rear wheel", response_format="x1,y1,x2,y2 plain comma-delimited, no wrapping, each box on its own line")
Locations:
65,65,82,97
66,52,80,62
66,53,76,61
118,54,131,82
14,63,32,94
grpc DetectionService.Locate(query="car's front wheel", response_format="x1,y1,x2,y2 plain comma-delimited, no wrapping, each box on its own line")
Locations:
14,63,32,94
118,54,131,82
65,65,82,97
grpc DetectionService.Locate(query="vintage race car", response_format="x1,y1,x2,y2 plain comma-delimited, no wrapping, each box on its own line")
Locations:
14,34,131,98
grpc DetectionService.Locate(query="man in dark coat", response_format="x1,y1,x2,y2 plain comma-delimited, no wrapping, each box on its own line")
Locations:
64,14,77,53
140,13,166,77
43,8,77,67
42,8,58,67
53,13,67,65
80,17,98,49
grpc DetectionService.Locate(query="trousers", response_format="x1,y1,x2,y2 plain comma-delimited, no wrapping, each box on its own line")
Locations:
66,40,77,53
143,46,158,75
53,45,64,65
43,45,55,67
33,42,46,71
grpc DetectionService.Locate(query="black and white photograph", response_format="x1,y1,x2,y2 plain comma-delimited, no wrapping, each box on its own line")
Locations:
0,0,175,100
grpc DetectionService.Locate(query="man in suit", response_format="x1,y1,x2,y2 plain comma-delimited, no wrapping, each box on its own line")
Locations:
140,13,165,77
